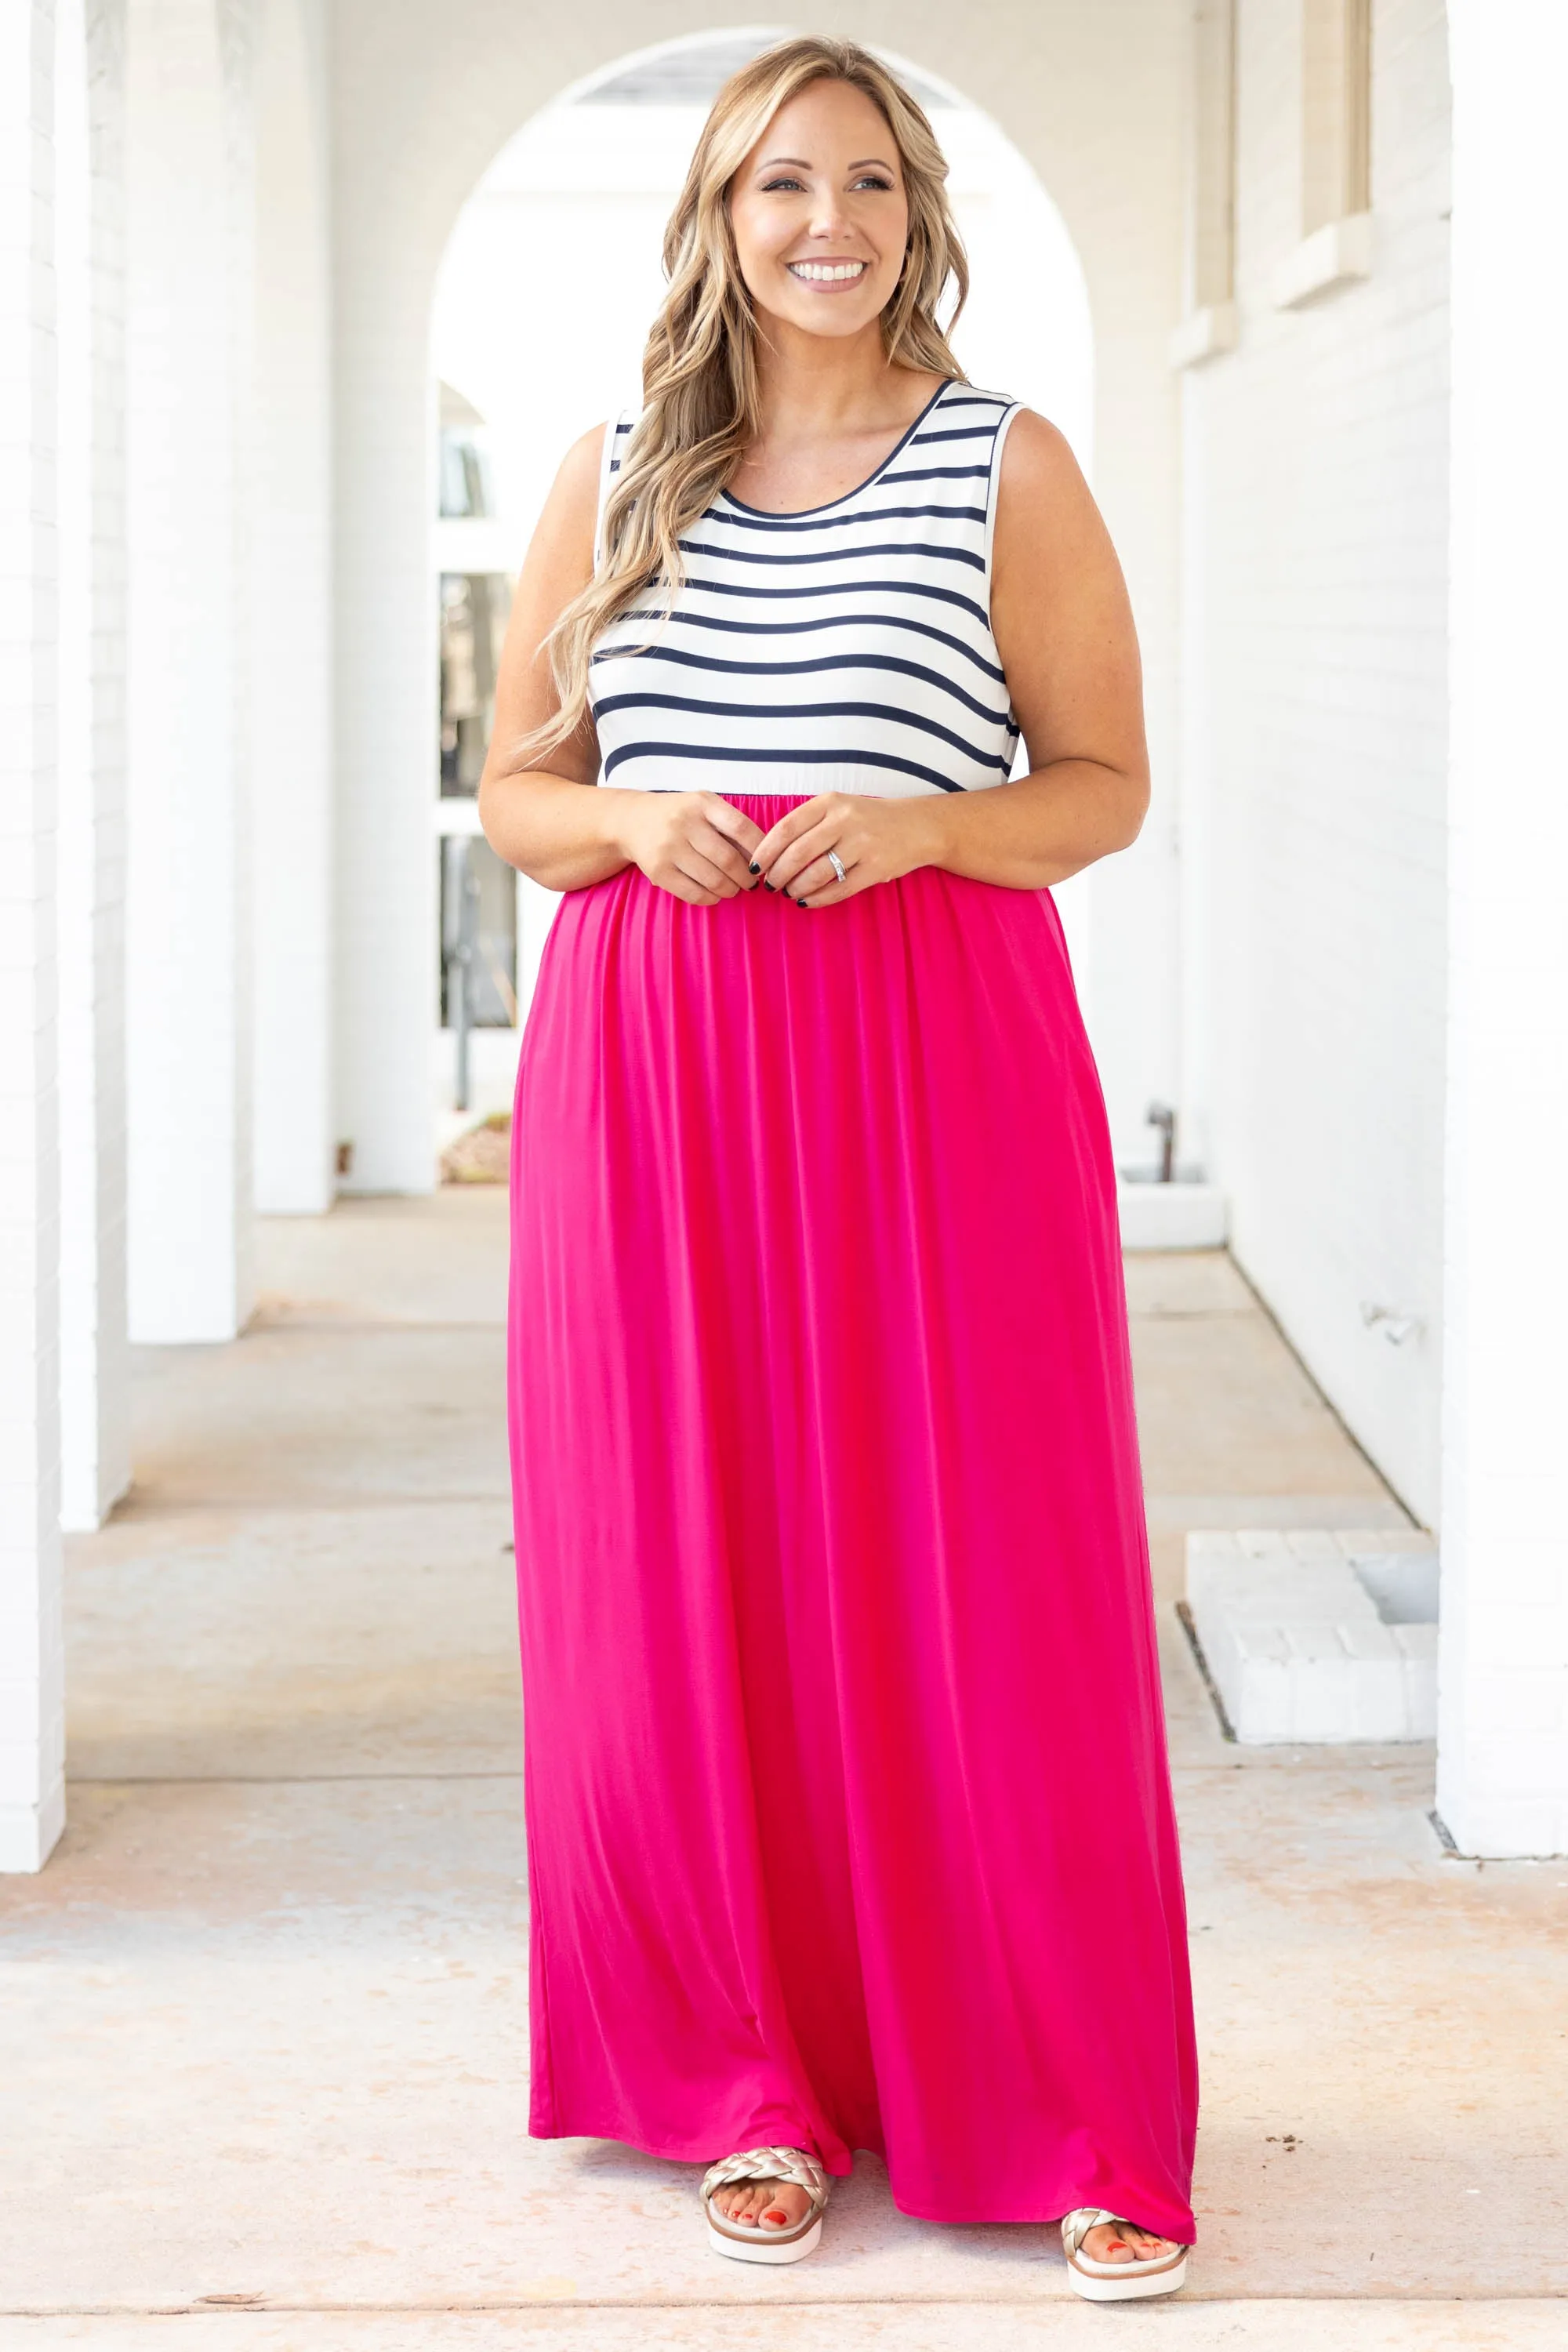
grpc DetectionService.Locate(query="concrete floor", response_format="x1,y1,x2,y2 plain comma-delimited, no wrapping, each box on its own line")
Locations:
3,1192,1566,2350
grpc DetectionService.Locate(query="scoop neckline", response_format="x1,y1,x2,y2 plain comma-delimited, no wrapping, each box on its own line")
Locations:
718,378,955,521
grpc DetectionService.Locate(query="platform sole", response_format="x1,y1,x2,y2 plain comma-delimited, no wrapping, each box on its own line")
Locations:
706,2215,822,2265
1066,2250,1187,2302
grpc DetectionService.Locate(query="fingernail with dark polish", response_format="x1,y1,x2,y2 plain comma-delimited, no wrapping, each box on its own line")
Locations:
764,880,775,891
748,860,760,873
797,896,808,909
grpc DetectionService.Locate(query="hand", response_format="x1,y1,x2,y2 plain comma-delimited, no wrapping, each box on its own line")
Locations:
751,792,945,906
612,790,766,905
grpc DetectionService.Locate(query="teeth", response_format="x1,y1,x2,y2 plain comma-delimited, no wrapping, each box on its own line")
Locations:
789,261,866,283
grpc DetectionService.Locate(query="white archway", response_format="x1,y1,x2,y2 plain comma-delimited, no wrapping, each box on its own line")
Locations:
423,27,1098,1135
328,4,1186,1200
434,33,1094,527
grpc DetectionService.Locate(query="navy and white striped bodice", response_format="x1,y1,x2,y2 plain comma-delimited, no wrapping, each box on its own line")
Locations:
587,380,1024,798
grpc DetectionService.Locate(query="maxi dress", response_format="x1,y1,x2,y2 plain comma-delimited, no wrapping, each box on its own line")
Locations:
506,381,1199,2241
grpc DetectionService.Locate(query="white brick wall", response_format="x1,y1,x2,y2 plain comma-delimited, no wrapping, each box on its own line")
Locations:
1179,0,1451,1523
1,0,67,1871
1437,0,1568,1860
328,0,1190,1189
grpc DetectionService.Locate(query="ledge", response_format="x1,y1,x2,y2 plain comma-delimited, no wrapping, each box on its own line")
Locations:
1117,1180,1229,1251
1169,301,1239,371
1185,1528,1437,1744
1272,211,1374,310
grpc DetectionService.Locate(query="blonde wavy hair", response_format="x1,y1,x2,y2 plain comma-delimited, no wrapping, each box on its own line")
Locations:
517,34,970,764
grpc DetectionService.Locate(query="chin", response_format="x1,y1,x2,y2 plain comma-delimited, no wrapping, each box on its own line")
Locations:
771,296,885,339
793,311,881,339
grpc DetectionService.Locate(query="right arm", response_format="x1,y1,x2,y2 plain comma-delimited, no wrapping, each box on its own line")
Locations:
477,425,764,902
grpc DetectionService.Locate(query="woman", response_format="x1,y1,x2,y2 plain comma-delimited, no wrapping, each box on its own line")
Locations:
479,36,1197,2304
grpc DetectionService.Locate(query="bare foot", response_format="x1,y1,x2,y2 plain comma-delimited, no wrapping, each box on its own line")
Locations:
710,2176,813,2232
1079,2219,1181,2265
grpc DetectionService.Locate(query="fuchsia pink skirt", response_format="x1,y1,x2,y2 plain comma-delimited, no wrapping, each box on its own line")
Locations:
507,793,1198,2240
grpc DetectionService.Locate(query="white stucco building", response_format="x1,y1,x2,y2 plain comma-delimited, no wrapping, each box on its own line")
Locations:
4,0,1566,1867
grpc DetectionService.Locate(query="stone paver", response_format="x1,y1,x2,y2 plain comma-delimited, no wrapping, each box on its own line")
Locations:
2,1196,1564,2339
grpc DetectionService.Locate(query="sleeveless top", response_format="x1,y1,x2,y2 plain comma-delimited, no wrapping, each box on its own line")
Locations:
587,379,1024,798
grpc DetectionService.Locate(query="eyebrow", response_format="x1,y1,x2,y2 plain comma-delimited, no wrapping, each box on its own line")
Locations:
756,155,897,172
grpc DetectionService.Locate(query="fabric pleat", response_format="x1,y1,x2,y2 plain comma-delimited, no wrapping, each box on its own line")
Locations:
507,793,1198,2239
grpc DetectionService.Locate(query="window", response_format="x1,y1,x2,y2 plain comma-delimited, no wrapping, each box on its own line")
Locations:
1190,0,1237,311
1172,2,1238,367
1302,0,1372,235
1274,0,1374,306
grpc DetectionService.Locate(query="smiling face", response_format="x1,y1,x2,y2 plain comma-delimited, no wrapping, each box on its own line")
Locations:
727,78,910,342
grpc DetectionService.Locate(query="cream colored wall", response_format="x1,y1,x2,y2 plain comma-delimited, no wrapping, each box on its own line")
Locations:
327,2,1189,1190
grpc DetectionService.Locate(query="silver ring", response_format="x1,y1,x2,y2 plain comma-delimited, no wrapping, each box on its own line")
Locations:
827,849,848,884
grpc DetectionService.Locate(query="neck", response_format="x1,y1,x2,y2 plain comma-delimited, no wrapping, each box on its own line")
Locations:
748,315,921,440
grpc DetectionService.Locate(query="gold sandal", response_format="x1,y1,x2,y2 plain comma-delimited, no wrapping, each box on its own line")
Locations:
701,2145,830,2265
1061,2207,1189,2301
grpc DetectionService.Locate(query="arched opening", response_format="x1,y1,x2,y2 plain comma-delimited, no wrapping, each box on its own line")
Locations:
426,28,1096,1152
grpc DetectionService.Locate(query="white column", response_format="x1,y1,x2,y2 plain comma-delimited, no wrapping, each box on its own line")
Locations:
332,9,438,1201
1438,0,1568,1857
1174,367,1216,1185
332,321,437,1196
252,0,334,1214
124,0,255,1341
56,0,131,1531
0,0,66,1871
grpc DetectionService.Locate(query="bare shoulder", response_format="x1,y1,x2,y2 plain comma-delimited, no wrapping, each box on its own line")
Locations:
1000,405,1083,484
996,408,1094,525
993,408,1115,584
545,419,611,532
558,419,611,495
521,421,611,590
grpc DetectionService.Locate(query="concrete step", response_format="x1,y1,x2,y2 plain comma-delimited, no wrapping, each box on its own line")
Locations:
1185,1526,1438,1743
1117,1180,1229,1250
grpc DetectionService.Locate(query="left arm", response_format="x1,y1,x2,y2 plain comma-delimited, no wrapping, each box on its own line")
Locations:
752,411,1149,899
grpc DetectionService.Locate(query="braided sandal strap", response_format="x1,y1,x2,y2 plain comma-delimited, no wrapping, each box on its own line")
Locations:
1062,2208,1186,2269
1062,2207,1127,2260
700,2146,830,2213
